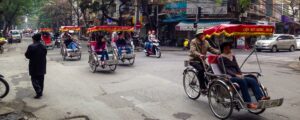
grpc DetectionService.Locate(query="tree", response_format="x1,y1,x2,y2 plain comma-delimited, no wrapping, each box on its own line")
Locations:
0,0,35,35
38,0,73,29
289,0,300,19
235,0,251,21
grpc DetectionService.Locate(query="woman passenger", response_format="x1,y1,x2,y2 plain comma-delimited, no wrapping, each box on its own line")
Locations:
217,42,270,109
95,35,109,65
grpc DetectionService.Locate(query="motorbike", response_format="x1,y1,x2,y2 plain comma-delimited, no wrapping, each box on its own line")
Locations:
0,74,9,98
54,37,61,48
144,40,161,58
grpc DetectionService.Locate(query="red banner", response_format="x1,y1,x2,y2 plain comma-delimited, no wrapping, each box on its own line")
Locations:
203,24,274,39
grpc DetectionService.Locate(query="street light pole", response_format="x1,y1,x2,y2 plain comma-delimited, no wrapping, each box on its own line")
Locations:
156,4,158,37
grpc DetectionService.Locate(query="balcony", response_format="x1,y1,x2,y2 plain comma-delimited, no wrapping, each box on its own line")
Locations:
248,4,267,17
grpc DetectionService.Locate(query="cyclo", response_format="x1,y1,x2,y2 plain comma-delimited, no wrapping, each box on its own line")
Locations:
40,28,54,50
86,26,122,72
183,24,284,119
59,26,82,61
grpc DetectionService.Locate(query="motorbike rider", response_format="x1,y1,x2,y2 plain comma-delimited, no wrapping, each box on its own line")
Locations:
189,29,220,92
145,30,158,52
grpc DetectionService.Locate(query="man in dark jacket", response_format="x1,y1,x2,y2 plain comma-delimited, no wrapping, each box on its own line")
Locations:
25,33,47,99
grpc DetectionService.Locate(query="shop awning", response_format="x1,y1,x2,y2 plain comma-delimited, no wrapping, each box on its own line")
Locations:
175,21,230,31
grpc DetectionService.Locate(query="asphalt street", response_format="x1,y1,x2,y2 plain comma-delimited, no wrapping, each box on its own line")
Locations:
0,37,300,120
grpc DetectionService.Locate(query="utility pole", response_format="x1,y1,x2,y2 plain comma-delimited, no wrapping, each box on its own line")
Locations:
134,0,139,31
194,7,201,29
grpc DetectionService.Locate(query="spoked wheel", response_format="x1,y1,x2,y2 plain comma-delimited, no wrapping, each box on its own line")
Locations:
109,64,117,72
248,108,266,115
145,51,150,56
208,81,233,119
129,58,135,65
0,47,3,54
89,54,98,73
183,70,201,100
0,78,9,98
62,55,66,61
78,52,82,60
248,86,267,115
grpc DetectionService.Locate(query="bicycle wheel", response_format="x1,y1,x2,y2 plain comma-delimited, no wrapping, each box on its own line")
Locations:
248,86,266,115
208,81,233,119
89,54,98,73
183,70,201,100
109,64,117,72
129,58,135,65
0,78,9,98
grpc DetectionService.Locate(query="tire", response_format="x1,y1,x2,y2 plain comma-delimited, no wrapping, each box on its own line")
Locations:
155,48,161,58
145,52,150,56
109,64,117,72
208,81,233,120
0,78,9,98
248,108,266,115
78,53,82,60
89,54,97,73
62,55,66,61
183,69,201,100
248,85,267,115
129,58,135,65
271,46,277,52
0,47,3,54
289,45,295,52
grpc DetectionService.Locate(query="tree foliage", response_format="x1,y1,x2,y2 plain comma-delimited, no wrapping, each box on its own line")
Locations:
0,0,35,34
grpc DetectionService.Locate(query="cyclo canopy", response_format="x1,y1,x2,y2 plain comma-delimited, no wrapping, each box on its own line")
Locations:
39,28,53,32
203,24,275,39
59,26,81,32
87,26,134,33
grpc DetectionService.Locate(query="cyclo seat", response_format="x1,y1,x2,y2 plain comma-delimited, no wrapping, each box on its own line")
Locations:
89,41,114,59
207,55,241,89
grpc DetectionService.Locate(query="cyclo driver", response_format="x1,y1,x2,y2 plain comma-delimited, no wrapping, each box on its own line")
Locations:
189,29,220,92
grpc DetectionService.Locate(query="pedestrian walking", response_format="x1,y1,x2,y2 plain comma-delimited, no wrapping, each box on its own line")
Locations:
25,33,47,99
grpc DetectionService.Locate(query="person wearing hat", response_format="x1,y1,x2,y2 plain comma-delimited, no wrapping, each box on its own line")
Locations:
217,42,270,109
25,33,47,99
189,29,220,91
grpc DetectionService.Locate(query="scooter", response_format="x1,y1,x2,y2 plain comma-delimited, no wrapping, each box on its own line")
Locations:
0,74,9,98
144,40,161,58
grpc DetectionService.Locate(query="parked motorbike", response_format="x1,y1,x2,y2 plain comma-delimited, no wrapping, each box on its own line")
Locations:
0,74,9,98
144,40,161,58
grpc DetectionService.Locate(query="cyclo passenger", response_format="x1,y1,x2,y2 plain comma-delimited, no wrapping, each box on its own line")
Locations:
63,32,79,51
116,32,131,57
217,42,270,109
189,29,220,92
95,35,109,65
41,32,51,45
